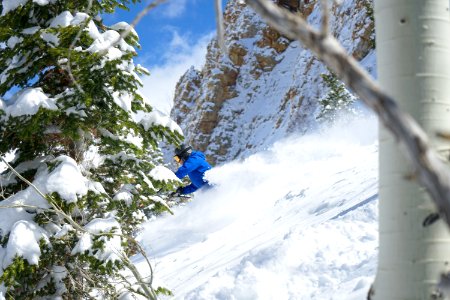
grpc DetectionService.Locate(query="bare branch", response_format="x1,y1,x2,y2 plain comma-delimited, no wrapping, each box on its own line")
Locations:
215,0,227,54
0,181,5,200
123,0,168,42
320,0,329,36
0,156,88,232
108,236,158,299
245,0,450,226
0,203,52,212
128,236,156,287
118,251,158,300
95,0,168,56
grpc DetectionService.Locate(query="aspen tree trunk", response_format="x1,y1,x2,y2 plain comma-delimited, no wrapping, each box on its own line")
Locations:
373,0,450,299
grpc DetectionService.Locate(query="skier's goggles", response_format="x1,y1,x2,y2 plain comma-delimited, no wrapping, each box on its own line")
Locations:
173,155,182,163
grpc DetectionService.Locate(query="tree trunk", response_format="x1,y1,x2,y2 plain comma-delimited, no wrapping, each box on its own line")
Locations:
373,0,450,299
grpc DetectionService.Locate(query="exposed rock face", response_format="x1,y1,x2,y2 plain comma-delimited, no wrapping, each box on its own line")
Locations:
171,0,374,165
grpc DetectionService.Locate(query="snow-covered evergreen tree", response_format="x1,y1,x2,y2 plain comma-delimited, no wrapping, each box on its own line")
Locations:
0,0,182,298
317,72,356,122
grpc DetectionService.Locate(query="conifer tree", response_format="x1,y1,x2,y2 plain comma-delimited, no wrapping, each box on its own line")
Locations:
317,72,356,122
0,0,182,298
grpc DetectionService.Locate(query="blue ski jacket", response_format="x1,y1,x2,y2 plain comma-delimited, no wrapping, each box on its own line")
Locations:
175,151,212,194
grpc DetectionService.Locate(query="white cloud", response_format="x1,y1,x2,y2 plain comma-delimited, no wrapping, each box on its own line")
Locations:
161,0,189,18
139,31,214,115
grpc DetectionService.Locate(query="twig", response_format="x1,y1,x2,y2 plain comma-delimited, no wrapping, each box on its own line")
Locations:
114,273,145,297
128,236,156,288
0,203,52,212
215,0,227,54
320,0,329,36
245,0,450,227
118,252,158,300
66,267,98,300
76,266,98,286
122,0,168,42
0,181,5,200
0,157,87,233
97,0,168,56
107,236,158,299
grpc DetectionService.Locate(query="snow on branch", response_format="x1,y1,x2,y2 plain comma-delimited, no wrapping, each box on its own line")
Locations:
245,0,450,227
66,0,167,94
0,156,158,299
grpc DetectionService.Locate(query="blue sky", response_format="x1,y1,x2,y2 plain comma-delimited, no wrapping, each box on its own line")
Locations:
107,0,222,114
3,0,221,111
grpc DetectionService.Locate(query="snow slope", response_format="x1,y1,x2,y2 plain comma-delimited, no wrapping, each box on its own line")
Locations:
135,114,379,299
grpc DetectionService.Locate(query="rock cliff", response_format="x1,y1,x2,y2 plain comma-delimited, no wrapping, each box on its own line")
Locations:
171,0,374,165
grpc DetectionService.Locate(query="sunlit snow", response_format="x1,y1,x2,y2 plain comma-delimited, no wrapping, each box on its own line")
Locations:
135,115,379,299
2,88,57,117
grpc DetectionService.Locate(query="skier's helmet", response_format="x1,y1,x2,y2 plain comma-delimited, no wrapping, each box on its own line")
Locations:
174,144,192,162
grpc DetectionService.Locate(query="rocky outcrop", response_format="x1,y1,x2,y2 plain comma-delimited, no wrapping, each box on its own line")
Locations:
171,0,375,165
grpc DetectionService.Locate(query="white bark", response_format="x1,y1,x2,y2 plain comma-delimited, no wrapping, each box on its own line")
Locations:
244,0,450,227
373,0,450,299
244,0,450,297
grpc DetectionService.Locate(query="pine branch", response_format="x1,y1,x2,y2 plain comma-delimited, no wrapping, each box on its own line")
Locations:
245,0,450,227
0,156,87,232
95,0,168,56
0,156,158,300
65,0,167,94
66,0,94,94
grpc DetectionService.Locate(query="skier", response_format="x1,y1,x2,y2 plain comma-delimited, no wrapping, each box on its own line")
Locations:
172,144,212,195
